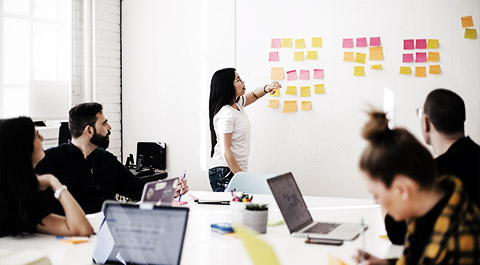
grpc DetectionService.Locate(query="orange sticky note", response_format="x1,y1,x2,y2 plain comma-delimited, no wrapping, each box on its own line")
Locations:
369,47,384,60
301,101,312,111
314,84,325,94
399,67,411,75
286,86,297,95
281,38,292,48
427,52,439,62
268,100,279,108
306,51,317,60
465,28,477,39
354,66,365,76
283,101,297,113
354,53,366,64
295,39,306,49
270,89,280,97
61,239,89,244
461,16,474,28
343,52,354,62
270,67,284,80
415,66,427,77
427,39,439,48
294,52,305,61
371,64,382,69
300,86,310,97
312,38,322,47
327,254,348,265
429,65,441,74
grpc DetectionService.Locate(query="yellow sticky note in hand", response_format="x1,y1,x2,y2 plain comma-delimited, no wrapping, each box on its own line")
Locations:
294,52,305,61
301,101,312,111
327,254,348,265
306,51,317,60
286,86,297,95
268,100,279,108
427,52,439,62
235,225,280,265
270,89,280,97
314,84,325,94
371,64,382,69
354,53,367,64
399,66,411,75
427,39,439,48
354,66,365,76
312,37,322,47
465,28,477,39
300,86,310,97
415,66,427,77
281,38,292,48
283,101,297,113
270,67,284,80
295,39,306,49
369,47,383,60
461,16,474,28
429,65,441,74
343,52,354,62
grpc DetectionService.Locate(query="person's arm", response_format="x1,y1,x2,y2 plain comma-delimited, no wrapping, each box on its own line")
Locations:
244,81,281,107
36,174,93,236
222,133,242,174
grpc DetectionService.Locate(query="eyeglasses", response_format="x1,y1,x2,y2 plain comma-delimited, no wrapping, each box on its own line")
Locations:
416,107,424,118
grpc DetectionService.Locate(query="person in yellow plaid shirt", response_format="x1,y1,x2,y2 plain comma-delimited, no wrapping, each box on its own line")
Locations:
354,111,480,265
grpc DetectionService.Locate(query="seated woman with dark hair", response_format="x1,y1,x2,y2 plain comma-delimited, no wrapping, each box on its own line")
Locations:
354,111,480,265
0,117,93,237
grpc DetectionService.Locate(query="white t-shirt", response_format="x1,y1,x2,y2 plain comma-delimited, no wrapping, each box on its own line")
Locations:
209,97,251,171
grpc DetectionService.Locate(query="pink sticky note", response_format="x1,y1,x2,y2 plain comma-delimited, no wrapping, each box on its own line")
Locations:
356,37,367,47
370,37,381,46
416,39,427,49
299,70,310,80
403,54,414,63
313,69,324,79
287,70,298,81
269,52,279,61
343,38,354,48
404,39,414,50
415,52,427,62
271,38,281,48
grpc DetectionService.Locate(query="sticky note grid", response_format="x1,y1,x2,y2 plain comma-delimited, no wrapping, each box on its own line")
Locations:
401,38,440,77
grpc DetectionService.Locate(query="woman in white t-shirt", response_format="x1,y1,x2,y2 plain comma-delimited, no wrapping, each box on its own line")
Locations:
208,68,281,192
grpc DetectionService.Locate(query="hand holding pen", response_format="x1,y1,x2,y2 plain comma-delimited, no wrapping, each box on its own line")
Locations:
176,171,189,200
352,250,388,265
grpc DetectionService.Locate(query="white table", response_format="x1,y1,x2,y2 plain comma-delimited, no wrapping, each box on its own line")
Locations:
0,192,403,265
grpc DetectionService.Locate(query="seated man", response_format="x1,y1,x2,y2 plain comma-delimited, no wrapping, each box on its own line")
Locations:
35,103,188,214
385,88,480,245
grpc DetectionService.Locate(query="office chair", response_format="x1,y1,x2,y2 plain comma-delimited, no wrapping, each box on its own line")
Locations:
224,172,276,194
58,122,71,145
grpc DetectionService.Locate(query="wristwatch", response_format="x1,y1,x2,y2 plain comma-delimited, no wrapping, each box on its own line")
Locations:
54,185,68,200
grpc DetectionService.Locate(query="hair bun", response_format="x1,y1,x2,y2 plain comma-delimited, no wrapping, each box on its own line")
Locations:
362,111,390,142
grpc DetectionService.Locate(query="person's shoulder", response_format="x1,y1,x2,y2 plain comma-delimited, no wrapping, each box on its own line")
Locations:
93,147,118,159
43,143,70,156
215,105,234,118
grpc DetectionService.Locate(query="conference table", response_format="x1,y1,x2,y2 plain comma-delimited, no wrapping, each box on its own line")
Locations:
0,191,403,265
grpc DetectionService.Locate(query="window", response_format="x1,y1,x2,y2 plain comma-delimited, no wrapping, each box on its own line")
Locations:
1,0,71,120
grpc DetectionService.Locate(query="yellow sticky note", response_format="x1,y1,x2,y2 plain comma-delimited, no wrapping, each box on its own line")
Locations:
465,28,477,39
270,89,280,97
399,66,411,75
235,225,280,265
270,67,284,80
354,66,365,76
427,39,439,48
429,65,441,74
354,53,366,64
286,86,297,95
379,235,389,240
294,52,305,61
415,66,427,77
281,38,292,48
427,52,439,62
369,47,383,60
295,39,306,49
343,52,354,62
312,37,322,47
301,101,312,111
268,100,279,108
461,16,474,28
306,51,317,60
371,64,382,69
327,254,348,265
300,86,310,97
314,84,325,94
283,101,297,113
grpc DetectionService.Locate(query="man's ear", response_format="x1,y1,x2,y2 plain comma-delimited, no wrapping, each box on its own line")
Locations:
423,116,431,133
83,125,94,137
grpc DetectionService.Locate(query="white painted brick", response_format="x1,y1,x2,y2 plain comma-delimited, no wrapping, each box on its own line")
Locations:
97,94,121,104
96,76,121,86
108,122,121,130
101,31,120,41
96,39,120,50
101,67,121,76
96,57,109,66
109,59,121,67
109,131,121,140
103,103,121,113
105,112,121,122
99,48,120,60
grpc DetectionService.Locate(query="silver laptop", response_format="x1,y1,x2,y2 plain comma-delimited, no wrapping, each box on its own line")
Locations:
267,172,366,241
140,178,178,205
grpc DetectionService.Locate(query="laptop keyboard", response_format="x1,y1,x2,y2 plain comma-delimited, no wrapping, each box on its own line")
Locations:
304,222,341,234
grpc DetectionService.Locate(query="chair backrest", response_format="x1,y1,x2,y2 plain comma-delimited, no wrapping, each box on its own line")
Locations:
225,172,276,194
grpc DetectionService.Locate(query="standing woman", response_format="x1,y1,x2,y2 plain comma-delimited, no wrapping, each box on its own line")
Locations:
208,68,280,192
0,117,93,237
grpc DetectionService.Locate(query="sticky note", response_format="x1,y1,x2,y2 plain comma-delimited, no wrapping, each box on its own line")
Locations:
270,89,280,96
399,67,411,75
461,16,474,28
312,38,322,47
235,225,280,265
415,66,426,77
371,64,382,69
370,37,381,46
270,67,284,80
416,39,427,49
343,38,354,48
314,69,324,79
287,70,298,81
465,28,477,39
314,84,325,94
301,101,312,111
369,47,383,60
403,54,414,63
61,239,89,244
286,86,297,95
427,51,439,62
281,38,292,48
300,86,310,97
355,53,366,64
268,100,279,108
328,254,348,265
271,38,281,48
427,39,439,49
299,70,310,80
404,39,414,50
416,52,427,62
294,52,304,61
306,51,317,60
343,52,354,62
283,101,297,113
269,52,279,61
354,66,365,76
356,37,367,47
429,65,441,74
295,39,306,49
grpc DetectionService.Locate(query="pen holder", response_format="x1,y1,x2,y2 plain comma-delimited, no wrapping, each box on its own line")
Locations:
231,203,268,234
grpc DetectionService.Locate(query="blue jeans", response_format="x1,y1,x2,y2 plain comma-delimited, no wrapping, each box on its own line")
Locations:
208,167,234,192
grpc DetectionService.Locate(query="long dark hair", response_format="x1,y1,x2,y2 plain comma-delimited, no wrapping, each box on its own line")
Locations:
0,117,43,236
209,68,237,157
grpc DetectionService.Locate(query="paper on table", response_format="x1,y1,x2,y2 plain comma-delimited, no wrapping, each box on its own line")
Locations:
427,52,439,62
343,38,354,48
312,37,322,47
283,101,297,113
281,38,292,48
270,67,284,80
327,254,348,265
343,52,354,62
461,16,474,28
295,39,306,49
268,100,279,108
399,67,411,75
354,66,365,76
300,86,310,97
465,28,477,39
93,222,115,264
416,39,427,49
306,51,317,59
369,47,383,60
356,37,367,47
271,38,281,48
429,65,441,74
403,54,414,63
314,84,325,94
355,53,366,64
299,70,310,80
286,86,297,95
371,64,382,69
370,37,381,46
235,225,280,265
314,69,324,79
269,52,279,61
427,39,439,48
301,101,312,111
287,70,298,81
294,52,304,61
415,52,427,62
404,39,414,50
415,66,427,77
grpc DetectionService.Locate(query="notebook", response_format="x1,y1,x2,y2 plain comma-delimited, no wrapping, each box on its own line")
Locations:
267,172,365,241
93,201,189,265
140,178,178,205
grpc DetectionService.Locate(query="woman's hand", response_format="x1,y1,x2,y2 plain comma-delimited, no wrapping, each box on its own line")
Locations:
352,250,389,265
264,81,281,93
37,174,62,191
174,177,189,197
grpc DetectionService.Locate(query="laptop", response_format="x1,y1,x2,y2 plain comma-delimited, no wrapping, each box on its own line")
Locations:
267,172,365,241
140,178,178,205
93,201,189,265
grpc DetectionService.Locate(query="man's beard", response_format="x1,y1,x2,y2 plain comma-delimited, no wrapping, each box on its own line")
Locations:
90,130,111,149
